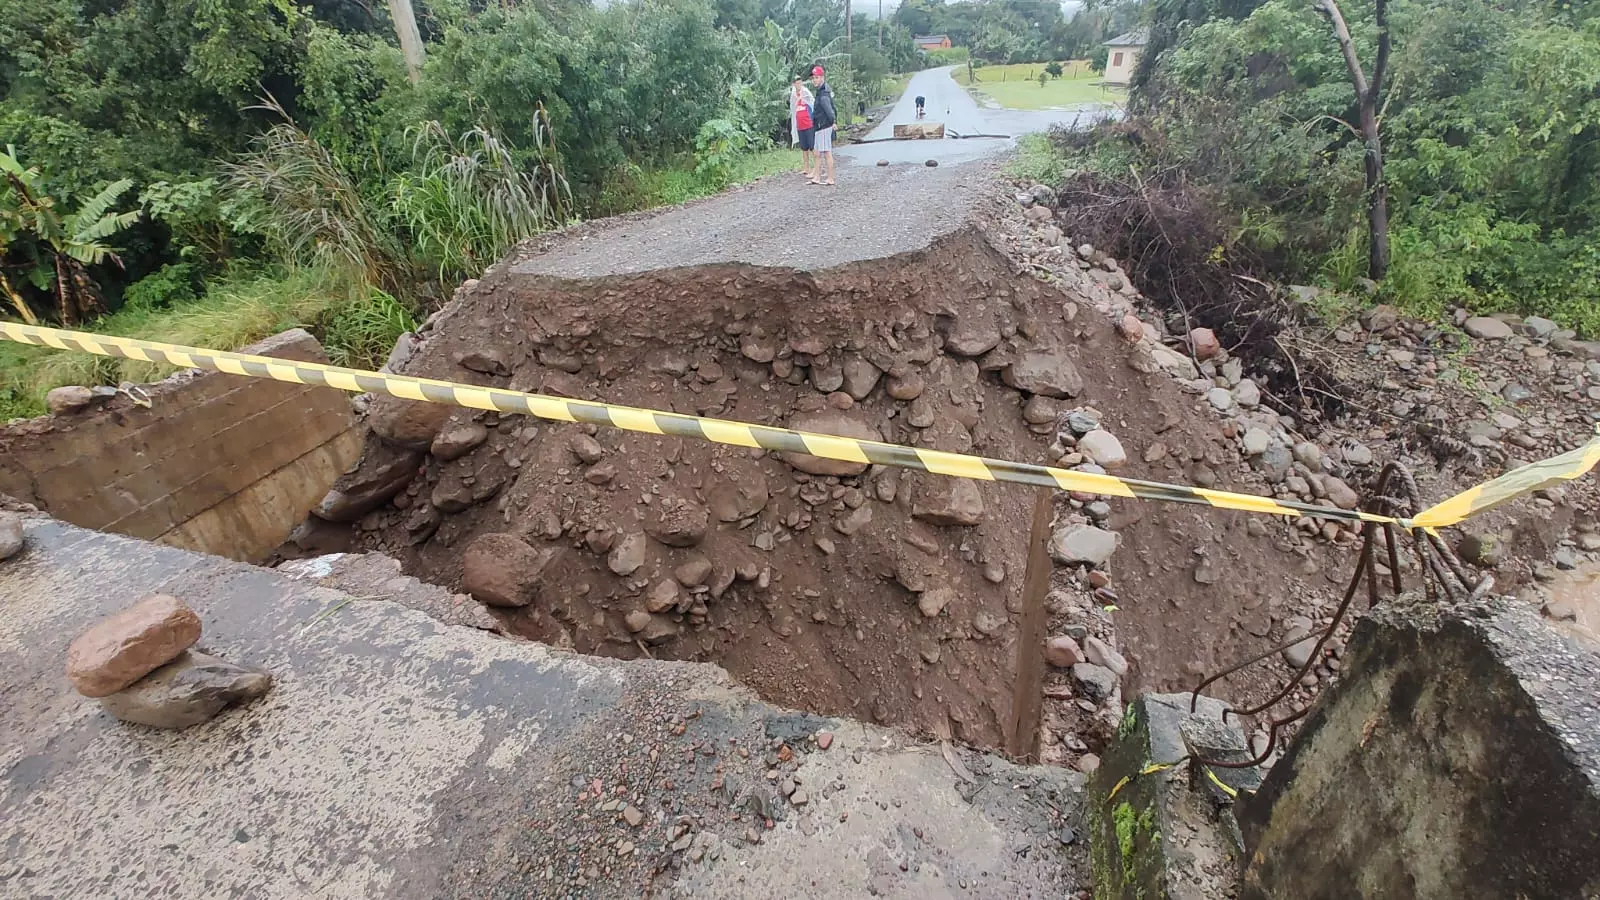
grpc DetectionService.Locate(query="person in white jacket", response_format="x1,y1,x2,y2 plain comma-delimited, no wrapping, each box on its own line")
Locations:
791,79,817,181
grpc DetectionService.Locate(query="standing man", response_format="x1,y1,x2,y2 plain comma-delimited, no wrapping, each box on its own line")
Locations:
809,65,836,186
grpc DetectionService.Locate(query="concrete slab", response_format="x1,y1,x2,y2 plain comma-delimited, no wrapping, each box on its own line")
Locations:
0,516,1088,898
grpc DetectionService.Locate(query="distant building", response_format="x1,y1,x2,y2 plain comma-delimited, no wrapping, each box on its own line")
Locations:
914,34,953,51
1101,28,1149,85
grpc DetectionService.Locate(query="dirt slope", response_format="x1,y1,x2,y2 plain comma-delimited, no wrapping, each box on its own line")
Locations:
308,195,1338,760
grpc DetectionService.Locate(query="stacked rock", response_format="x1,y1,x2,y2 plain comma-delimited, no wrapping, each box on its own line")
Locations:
65,593,272,729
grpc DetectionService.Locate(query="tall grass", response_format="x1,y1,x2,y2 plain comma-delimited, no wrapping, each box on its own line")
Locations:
392,108,573,282
224,96,411,296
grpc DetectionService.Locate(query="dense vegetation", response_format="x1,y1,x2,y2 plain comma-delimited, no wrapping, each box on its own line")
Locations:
1044,0,1600,335
0,0,926,415
893,0,1133,64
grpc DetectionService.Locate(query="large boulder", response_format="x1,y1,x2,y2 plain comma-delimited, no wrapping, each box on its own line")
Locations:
780,411,883,477
462,533,557,607
98,651,272,729
66,594,202,698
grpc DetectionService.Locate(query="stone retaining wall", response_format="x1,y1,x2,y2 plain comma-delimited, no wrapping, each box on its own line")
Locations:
0,329,361,561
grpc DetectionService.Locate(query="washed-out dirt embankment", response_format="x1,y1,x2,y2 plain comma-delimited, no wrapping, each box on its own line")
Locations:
304,222,1338,756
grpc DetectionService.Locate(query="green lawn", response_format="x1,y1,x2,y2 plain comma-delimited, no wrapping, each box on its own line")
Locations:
953,61,1126,110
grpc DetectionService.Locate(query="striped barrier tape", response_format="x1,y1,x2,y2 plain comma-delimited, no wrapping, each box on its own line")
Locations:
3,322,1595,529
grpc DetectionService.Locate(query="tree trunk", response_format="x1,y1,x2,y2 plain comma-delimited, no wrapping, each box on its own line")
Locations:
54,255,73,326
388,0,425,84
1360,102,1389,280
1318,0,1390,283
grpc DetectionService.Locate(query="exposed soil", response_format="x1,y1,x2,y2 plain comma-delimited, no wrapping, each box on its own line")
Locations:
301,210,1347,762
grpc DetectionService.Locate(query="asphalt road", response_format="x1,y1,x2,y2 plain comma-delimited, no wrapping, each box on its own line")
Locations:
837,65,1118,167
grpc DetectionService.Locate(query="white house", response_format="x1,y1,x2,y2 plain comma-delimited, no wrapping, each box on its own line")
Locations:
1102,28,1149,86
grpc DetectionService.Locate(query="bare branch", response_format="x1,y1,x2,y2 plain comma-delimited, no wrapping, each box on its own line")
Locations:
1315,0,1369,99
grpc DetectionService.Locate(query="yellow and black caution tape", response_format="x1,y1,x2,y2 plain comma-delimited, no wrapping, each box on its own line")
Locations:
1411,429,1600,528
3,322,1595,529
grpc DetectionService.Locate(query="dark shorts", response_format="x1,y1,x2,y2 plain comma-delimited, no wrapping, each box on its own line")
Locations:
798,127,815,151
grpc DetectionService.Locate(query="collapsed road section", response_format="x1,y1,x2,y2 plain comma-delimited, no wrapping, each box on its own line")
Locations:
303,227,1080,750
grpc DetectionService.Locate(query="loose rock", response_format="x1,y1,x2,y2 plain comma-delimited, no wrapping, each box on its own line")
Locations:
648,498,710,547
66,594,203,698
886,369,926,401
1241,428,1272,456
463,533,556,607
313,446,423,522
1044,635,1084,668
1463,317,1513,340
1188,328,1221,360
98,650,271,729
1360,305,1399,332
431,421,489,461
1003,351,1084,399
367,395,453,450
1082,636,1128,676
781,411,883,476
1072,663,1118,701
569,434,606,465
46,386,95,415
1076,430,1127,469
1233,379,1261,408
945,317,1003,357
1049,524,1120,567
841,356,882,400
1323,476,1360,510
608,532,649,576
1023,395,1059,425
911,477,986,527
918,587,955,618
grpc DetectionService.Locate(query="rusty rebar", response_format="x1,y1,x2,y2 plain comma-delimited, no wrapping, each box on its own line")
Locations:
1186,460,1485,774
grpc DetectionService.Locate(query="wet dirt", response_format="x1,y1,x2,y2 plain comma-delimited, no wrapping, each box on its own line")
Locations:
318,222,1344,756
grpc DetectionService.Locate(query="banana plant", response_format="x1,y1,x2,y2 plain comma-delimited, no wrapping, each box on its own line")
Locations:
0,147,140,325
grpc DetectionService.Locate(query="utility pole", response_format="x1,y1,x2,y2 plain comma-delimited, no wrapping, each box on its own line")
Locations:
845,0,852,48
878,0,883,47
388,0,425,84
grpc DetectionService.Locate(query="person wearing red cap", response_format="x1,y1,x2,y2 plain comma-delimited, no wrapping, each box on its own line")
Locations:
808,65,836,186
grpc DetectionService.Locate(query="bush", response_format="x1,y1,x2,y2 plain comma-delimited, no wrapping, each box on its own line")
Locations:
122,263,202,311
926,47,970,66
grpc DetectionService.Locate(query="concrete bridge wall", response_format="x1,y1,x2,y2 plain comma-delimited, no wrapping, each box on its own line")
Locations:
0,329,361,562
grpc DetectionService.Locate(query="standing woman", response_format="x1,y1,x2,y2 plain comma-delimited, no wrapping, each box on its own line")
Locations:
791,78,816,181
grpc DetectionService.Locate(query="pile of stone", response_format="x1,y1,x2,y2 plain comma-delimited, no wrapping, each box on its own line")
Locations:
65,593,271,729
